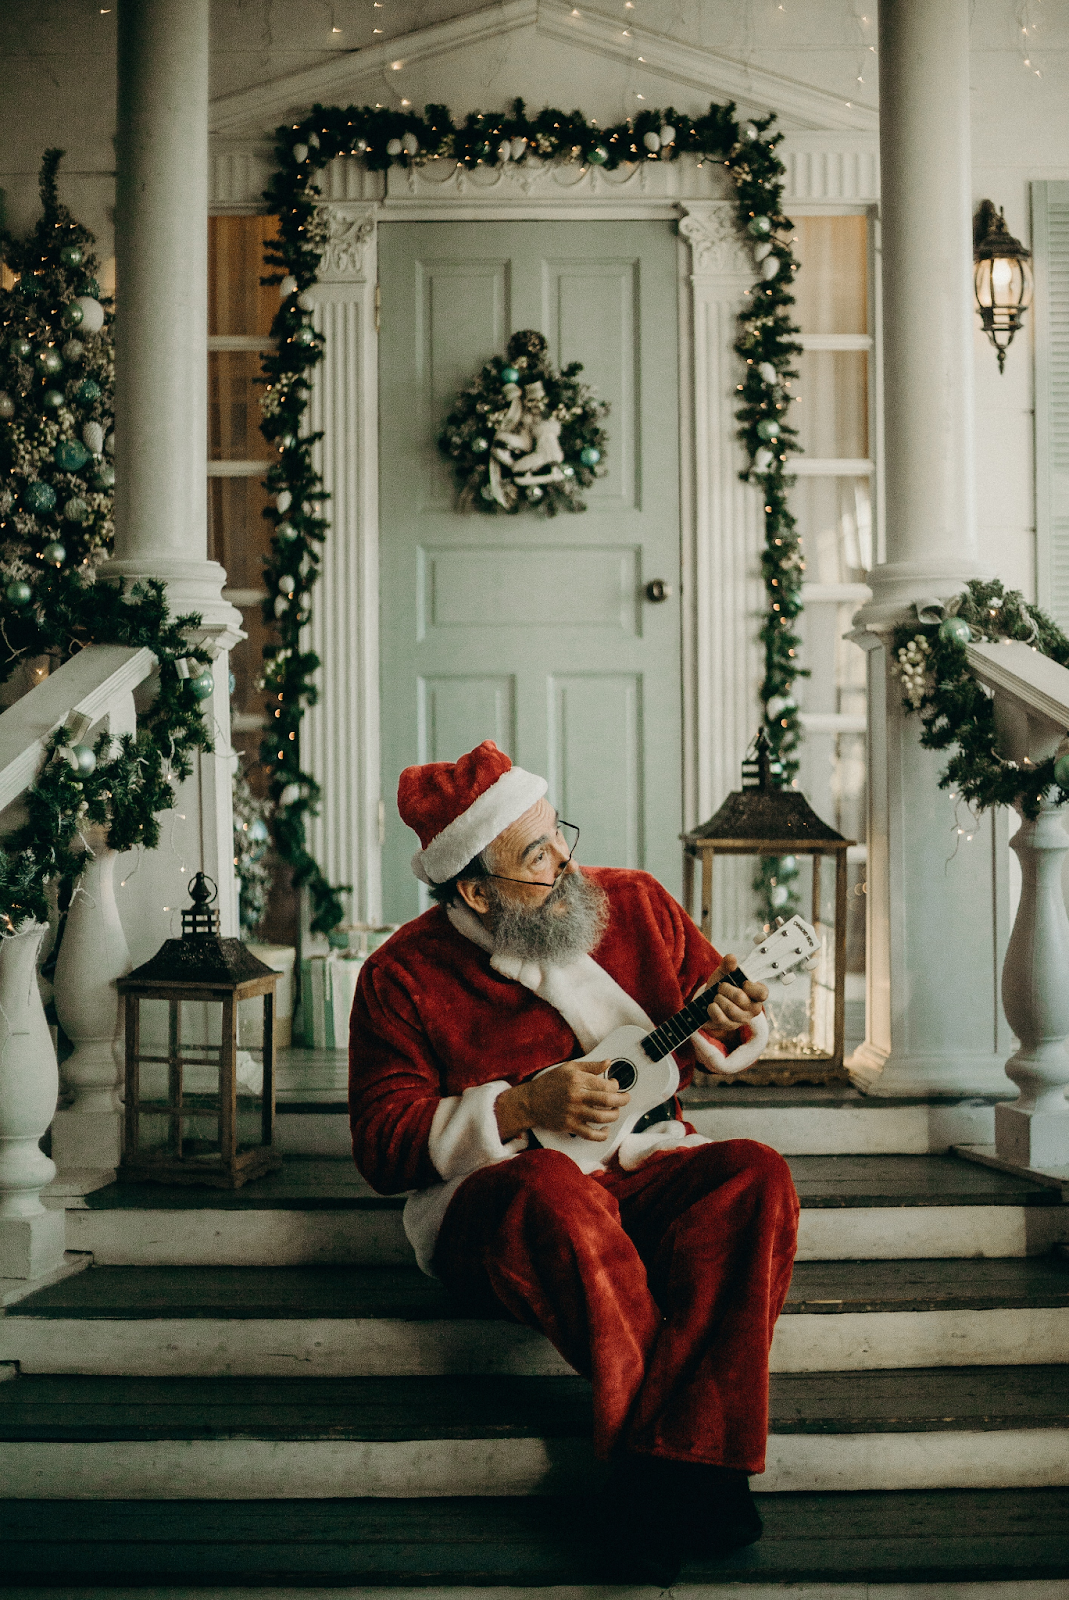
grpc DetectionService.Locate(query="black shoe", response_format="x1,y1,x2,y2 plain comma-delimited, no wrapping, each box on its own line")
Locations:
603,1454,686,1586
683,1464,763,1561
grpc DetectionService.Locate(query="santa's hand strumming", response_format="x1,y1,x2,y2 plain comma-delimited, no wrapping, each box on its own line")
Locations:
349,740,799,1581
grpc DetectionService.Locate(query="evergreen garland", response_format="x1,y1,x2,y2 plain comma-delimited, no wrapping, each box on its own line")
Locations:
893,578,1069,820
437,329,609,515
258,98,803,930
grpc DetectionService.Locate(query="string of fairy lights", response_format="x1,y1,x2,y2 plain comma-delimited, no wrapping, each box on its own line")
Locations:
257,95,804,930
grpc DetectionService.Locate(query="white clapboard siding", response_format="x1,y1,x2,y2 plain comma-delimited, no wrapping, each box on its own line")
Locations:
1033,180,1069,629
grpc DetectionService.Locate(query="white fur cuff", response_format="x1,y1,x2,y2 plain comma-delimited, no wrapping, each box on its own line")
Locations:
427,1080,528,1182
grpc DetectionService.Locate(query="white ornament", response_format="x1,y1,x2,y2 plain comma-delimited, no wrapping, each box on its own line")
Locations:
280,275,298,298
293,144,309,164
643,131,661,152
62,339,85,364
105,431,115,456
273,595,289,618
73,296,105,335
659,124,676,146
307,132,320,149
761,256,781,281
510,136,527,161
401,131,419,157
82,421,105,455
277,490,292,512
279,783,301,807
386,138,403,157
743,122,760,141
754,241,773,263
758,361,778,386
754,447,775,472
297,291,313,311
277,573,297,596
497,140,512,163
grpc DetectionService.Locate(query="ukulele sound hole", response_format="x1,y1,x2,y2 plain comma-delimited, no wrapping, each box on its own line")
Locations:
607,1060,637,1091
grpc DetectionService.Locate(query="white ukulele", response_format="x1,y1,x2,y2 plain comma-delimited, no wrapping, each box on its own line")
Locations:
531,914,820,1174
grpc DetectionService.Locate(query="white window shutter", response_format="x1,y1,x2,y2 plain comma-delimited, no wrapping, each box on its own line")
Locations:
1033,180,1069,626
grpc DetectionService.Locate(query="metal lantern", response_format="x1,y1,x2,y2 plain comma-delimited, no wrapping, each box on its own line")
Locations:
682,734,852,1085
118,873,281,1187
973,199,1033,374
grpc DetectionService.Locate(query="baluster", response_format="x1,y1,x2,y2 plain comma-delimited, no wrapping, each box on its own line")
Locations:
0,921,66,1278
50,822,132,1192
996,799,1069,1170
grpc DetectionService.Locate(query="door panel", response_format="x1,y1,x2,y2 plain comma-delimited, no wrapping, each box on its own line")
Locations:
379,221,681,923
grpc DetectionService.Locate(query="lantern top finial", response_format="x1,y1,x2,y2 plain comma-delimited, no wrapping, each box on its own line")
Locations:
182,872,220,938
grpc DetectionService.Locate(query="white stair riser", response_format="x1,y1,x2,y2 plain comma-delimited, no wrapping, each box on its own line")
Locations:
62,1204,1069,1267
4,1307,1067,1376
2,1427,1066,1499
273,1101,1003,1159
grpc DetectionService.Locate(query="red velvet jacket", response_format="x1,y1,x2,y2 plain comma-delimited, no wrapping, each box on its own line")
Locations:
348,868,725,1195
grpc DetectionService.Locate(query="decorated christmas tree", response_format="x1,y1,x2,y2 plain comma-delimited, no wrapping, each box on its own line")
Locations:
0,149,114,637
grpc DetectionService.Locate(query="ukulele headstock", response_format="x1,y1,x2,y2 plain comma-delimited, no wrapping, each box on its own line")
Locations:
741,915,820,988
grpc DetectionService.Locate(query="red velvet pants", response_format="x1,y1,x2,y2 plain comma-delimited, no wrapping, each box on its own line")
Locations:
432,1138,799,1472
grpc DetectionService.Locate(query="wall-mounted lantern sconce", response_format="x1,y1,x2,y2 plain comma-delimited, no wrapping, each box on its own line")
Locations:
973,200,1033,374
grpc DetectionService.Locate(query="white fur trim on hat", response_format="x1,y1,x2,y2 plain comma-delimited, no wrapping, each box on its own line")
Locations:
411,765,548,884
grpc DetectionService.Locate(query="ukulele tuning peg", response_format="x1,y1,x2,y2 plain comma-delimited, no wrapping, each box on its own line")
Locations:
752,932,766,946
773,916,785,929
805,956,820,971
779,972,796,986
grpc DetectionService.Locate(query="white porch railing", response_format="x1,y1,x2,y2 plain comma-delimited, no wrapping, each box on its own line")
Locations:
966,639,1069,1172
0,644,156,1279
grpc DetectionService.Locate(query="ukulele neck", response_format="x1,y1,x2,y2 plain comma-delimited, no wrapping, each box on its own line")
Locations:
641,968,749,1064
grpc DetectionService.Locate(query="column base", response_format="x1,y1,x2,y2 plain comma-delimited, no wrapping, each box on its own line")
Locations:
0,1208,66,1279
50,1108,123,1174
995,1101,1069,1171
848,1041,1016,1100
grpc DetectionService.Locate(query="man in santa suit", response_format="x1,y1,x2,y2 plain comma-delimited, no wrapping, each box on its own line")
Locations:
349,740,799,1582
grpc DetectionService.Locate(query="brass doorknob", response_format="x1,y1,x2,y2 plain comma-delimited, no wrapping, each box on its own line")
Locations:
645,579,673,603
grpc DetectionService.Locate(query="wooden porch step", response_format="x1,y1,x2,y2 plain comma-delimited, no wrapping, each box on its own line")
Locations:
4,1257,1069,1377
54,1153,1069,1266
1,1488,1067,1584
0,1367,1066,1497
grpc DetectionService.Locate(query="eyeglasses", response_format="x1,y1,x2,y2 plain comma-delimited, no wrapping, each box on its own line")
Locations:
482,820,580,892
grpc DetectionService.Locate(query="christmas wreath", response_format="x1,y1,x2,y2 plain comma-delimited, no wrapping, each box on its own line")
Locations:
893,578,1069,820
437,329,609,516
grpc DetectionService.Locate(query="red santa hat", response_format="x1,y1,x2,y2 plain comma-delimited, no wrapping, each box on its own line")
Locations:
399,740,548,885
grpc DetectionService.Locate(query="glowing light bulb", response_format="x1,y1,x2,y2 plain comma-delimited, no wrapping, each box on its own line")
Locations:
991,258,1013,292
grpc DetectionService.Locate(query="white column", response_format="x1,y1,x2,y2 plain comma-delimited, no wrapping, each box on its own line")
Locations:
103,0,243,961
302,194,382,924
849,0,1009,1096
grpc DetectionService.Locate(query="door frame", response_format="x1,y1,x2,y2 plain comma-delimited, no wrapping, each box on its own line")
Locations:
291,156,866,922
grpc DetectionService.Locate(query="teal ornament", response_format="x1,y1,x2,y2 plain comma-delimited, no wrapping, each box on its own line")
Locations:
36,347,63,375
561,464,575,478
11,337,32,360
277,521,299,542
5,581,32,607
588,146,609,165
579,446,601,466
294,326,316,346
747,216,772,238
42,389,64,411
938,615,972,646
55,438,90,471
228,670,236,696
499,367,519,385
471,436,489,454
1055,751,1069,791
42,540,66,565
75,379,101,405
527,484,544,501
71,744,97,776
19,275,41,298
62,301,84,329
92,462,115,490
79,277,101,298
756,418,780,440
0,393,13,420
24,481,57,513
63,496,88,523
60,244,84,268
189,671,215,701
249,818,270,845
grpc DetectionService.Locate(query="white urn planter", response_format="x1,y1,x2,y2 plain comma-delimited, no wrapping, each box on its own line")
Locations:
0,921,66,1277
51,824,132,1188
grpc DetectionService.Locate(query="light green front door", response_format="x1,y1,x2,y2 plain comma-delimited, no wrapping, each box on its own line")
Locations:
378,221,681,923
